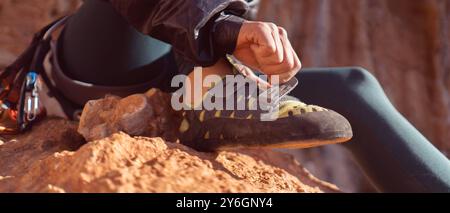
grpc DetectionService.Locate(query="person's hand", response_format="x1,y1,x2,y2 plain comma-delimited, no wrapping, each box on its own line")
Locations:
233,21,302,84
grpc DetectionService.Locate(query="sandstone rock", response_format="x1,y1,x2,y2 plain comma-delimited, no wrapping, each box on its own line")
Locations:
0,0,81,55
0,119,339,193
78,89,181,142
0,49,15,68
3,0,449,193
78,94,153,141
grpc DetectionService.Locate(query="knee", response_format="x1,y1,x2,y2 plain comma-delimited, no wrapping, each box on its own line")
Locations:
333,67,379,89
348,66,376,81
298,66,382,96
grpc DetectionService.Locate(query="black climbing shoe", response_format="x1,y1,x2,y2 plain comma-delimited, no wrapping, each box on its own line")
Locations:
178,65,353,152
178,94,353,152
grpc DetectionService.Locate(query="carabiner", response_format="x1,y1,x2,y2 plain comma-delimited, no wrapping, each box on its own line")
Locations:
23,72,40,122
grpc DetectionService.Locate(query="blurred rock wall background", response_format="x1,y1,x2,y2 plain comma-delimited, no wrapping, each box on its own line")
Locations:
259,0,450,153
258,0,450,192
0,0,448,192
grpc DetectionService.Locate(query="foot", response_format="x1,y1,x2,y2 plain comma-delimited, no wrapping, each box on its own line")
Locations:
179,97,353,152
178,64,353,152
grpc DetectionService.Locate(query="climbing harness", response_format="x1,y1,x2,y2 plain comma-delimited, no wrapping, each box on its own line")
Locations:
0,16,70,134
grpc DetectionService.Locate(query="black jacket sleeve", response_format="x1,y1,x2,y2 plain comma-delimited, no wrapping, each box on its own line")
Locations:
106,0,249,67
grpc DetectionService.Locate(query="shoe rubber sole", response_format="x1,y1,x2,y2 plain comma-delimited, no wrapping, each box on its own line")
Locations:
202,131,353,151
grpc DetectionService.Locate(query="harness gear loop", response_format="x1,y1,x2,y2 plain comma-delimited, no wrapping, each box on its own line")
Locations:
0,16,70,134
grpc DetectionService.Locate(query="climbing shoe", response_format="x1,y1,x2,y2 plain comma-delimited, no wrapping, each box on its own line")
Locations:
177,63,353,152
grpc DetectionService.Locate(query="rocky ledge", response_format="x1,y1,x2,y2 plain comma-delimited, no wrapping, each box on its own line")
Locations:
0,90,339,193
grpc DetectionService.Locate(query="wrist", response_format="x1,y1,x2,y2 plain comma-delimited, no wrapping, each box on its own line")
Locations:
213,14,246,55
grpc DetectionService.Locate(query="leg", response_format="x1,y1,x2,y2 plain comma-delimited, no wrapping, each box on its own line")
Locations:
177,59,352,152
291,67,450,192
58,0,176,89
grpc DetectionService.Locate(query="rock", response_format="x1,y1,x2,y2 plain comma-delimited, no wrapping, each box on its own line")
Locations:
4,0,449,193
0,49,16,68
0,2,341,192
78,94,154,141
0,119,339,193
78,89,181,142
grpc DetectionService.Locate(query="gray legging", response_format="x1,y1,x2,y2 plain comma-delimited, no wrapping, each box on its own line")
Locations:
291,68,450,192
58,0,450,192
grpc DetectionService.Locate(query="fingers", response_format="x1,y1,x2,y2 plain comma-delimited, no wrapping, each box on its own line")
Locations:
251,23,277,58
278,27,294,73
276,50,302,83
262,27,302,83
233,45,261,70
279,26,302,83
270,24,284,64
250,23,284,65
234,21,302,84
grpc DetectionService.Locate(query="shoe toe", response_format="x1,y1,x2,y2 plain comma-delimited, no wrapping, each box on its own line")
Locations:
287,110,353,141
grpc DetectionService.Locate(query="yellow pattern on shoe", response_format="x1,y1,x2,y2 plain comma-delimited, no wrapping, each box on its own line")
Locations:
278,100,328,118
177,57,353,152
